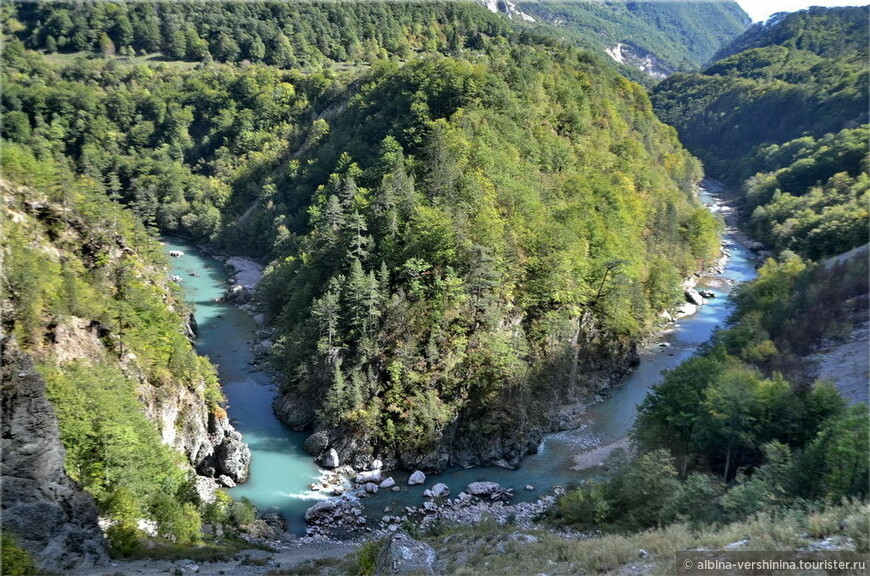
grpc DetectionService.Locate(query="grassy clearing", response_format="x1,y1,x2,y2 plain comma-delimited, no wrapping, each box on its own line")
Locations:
41,50,199,69
441,501,868,575
265,556,346,576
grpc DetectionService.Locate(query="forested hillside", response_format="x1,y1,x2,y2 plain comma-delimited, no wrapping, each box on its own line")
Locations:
514,0,750,76
1,145,255,563
7,0,750,83
258,47,717,471
2,0,719,475
652,6,868,260
652,6,868,180
8,1,508,65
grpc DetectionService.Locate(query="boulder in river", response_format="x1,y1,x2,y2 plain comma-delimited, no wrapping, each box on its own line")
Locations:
303,430,329,456
215,437,251,483
684,288,706,306
304,500,335,522
466,481,513,500
363,482,379,494
355,470,382,484
408,470,426,485
379,477,396,489
429,483,450,498
467,481,500,496
322,448,340,469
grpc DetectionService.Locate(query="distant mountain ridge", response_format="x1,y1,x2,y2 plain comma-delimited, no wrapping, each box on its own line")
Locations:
651,5,869,179
477,0,751,77
711,5,870,62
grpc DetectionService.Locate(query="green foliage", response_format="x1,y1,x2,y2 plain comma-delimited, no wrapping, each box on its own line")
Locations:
652,7,868,181
551,481,612,529
551,449,680,532
0,145,224,550
712,6,870,62
228,498,256,527
105,523,142,558
0,534,38,576
658,473,726,527
149,494,202,544
517,1,749,76
11,1,509,66
202,490,233,525
40,361,201,541
355,539,386,576
620,249,869,535
743,128,869,260
253,44,718,462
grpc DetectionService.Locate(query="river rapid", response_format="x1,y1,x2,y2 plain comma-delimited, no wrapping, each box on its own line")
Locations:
164,180,757,534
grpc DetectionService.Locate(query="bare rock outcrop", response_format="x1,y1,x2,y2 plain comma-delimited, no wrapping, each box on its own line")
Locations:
375,532,437,575
1,341,109,572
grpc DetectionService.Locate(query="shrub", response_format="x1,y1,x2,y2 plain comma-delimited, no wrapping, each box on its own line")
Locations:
1,534,37,576
229,497,256,527
552,481,612,528
105,523,142,558
355,539,386,576
202,490,232,524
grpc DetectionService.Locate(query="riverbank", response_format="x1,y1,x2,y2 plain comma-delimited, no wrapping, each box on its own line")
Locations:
160,178,758,541
162,238,325,535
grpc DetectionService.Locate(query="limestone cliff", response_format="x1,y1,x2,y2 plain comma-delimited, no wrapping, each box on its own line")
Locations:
1,339,109,571
0,177,250,558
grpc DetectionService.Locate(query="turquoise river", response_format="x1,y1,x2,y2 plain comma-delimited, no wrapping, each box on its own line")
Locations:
165,182,757,535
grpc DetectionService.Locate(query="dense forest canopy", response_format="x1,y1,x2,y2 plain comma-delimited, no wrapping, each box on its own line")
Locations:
255,48,716,467
5,0,751,85
9,1,511,65
651,6,868,260
2,0,719,471
651,6,868,179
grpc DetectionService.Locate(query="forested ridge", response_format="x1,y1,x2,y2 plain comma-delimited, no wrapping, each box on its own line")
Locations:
10,1,510,66
652,6,868,180
2,1,720,473
652,6,868,260
9,0,750,82
259,48,717,470
515,0,750,75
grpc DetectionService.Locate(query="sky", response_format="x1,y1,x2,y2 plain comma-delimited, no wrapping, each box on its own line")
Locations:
737,1,869,22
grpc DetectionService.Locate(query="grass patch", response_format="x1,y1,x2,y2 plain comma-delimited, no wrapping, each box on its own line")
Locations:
125,539,249,563
265,557,345,576
429,500,869,576
41,50,199,69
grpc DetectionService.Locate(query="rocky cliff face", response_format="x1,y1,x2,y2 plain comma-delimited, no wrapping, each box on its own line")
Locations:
279,309,639,474
1,339,109,571
45,310,251,487
138,364,250,485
